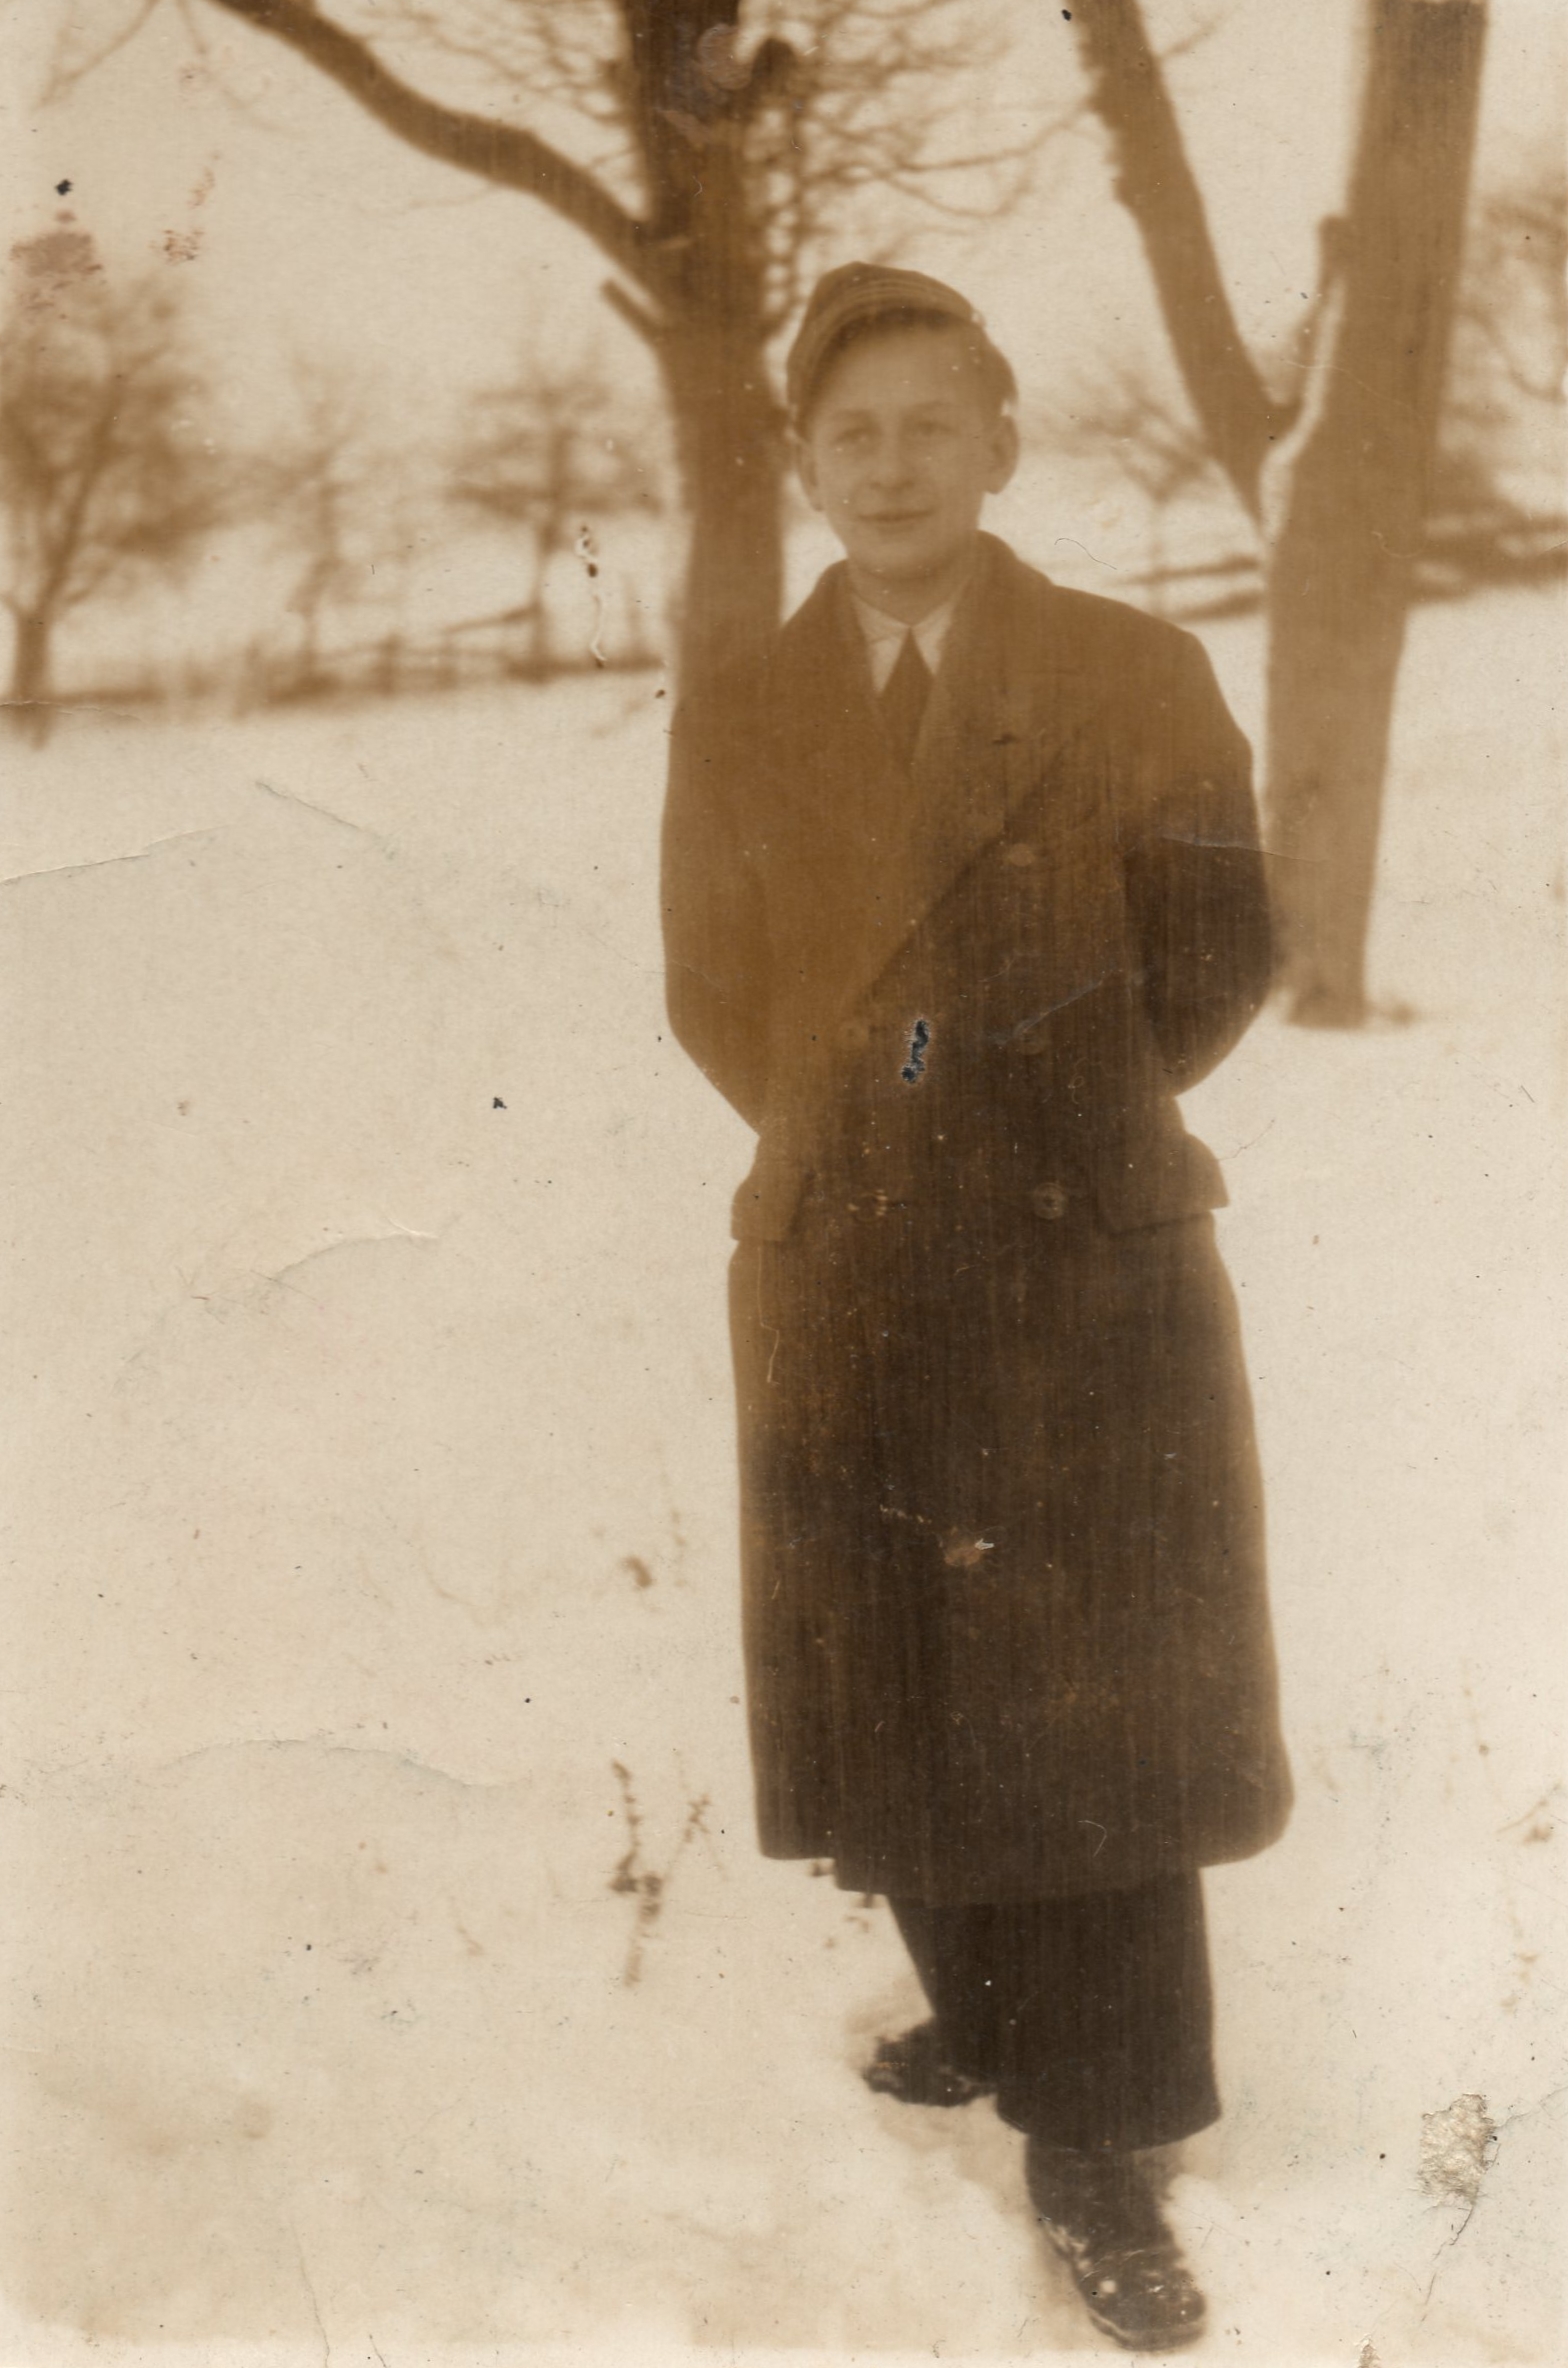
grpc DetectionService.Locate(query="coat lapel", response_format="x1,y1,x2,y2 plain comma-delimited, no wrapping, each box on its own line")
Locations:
821,538,1117,1022
735,539,1124,1235
763,570,919,1029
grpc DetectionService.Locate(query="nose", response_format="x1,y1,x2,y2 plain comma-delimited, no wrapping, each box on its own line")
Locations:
866,432,919,492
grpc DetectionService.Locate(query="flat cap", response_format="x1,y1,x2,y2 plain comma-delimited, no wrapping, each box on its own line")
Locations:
784,261,986,422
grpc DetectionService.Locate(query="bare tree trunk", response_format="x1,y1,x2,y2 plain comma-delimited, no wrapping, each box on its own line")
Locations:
6,607,54,745
1071,0,1287,520
656,314,783,689
1265,0,1486,1023
617,3,786,690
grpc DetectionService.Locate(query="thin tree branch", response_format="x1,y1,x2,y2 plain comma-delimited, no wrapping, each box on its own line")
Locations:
196,0,657,291
602,277,668,347
1070,0,1288,517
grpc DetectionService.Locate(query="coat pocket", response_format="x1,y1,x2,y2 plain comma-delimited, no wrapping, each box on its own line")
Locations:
1079,1122,1229,1234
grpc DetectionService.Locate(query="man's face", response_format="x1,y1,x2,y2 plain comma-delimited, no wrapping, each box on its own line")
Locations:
796,325,1018,605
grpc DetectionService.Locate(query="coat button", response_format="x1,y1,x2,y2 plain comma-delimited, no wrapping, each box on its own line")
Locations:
1030,1181,1070,1220
1004,841,1040,867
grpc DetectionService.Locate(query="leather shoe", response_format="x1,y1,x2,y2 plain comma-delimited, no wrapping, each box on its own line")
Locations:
862,2018,997,2107
1025,2138,1207,2351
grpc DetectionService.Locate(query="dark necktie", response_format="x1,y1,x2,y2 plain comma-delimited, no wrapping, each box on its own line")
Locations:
880,630,932,772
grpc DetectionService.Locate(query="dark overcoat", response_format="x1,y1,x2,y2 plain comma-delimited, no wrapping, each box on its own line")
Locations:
662,534,1291,1904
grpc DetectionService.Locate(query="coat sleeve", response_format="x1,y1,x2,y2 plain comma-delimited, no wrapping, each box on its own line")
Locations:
660,687,771,1131
1120,628,1274,1092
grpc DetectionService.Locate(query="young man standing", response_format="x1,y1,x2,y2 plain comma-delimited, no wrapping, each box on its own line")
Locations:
661,263,1291,2352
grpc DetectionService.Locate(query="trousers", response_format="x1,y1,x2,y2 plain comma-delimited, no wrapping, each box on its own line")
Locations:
887,1873,1219,2152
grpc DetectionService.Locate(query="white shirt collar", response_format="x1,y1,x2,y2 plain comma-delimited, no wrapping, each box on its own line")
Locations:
852,585,963,694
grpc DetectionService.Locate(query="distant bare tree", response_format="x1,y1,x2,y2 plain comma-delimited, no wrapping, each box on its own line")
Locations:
449,343,663,673
1435,147,1567,570
1459,148,1568,415
1028,355,1224,615
1,226,229,742
58,0,1040,686
260,362,415,694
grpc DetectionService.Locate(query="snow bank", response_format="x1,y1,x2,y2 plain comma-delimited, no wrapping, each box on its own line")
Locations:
1,584,1561,2363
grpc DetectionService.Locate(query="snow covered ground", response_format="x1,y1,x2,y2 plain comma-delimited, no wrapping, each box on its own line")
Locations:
1,579,1562,2366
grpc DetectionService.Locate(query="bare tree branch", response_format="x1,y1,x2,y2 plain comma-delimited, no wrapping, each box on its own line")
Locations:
114,0,1082,683
1070,0,1288,517
602,278,667,349
43,0,163,103
196,0,656,289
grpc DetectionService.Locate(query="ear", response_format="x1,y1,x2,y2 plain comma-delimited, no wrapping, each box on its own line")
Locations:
793,429,826,515
983,413,1020,497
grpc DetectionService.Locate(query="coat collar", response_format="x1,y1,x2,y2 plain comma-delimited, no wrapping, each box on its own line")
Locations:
771,535,1116,1023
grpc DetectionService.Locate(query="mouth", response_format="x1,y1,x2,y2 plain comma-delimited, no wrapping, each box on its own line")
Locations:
861,510,932,530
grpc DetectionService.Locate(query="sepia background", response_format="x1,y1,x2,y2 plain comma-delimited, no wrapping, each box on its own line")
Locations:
1,1,1564,2360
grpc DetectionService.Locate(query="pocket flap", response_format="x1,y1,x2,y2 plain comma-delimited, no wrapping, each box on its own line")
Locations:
1083,1125,1229,1233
